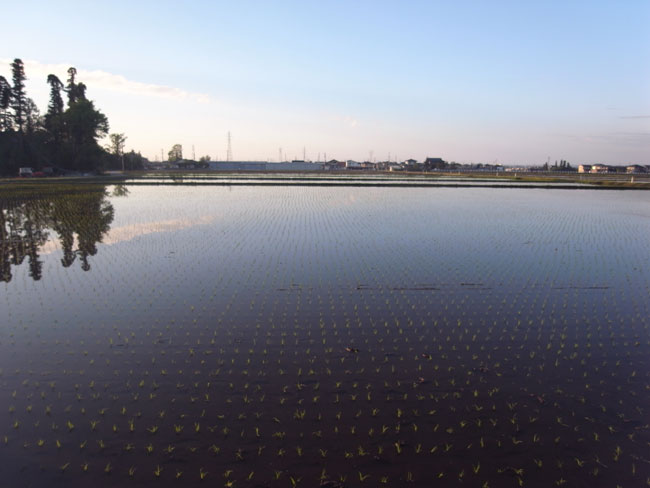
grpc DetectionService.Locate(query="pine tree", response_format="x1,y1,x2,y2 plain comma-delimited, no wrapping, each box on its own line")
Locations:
0,75,11,131
10,59,27,132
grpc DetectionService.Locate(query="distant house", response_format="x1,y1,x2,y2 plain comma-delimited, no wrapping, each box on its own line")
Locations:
626,164,646,174
346,160,362,169
375,161,390,171
423,157,447,170
404,159,418,165
324,159,346,170
578,164,591,173
481,164,504,172
590,164,612,174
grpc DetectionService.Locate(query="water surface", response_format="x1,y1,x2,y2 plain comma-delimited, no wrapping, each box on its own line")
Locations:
1,185,649,487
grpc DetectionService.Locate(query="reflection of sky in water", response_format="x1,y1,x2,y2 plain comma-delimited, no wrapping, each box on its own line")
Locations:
40,215,216,255
3,186,649,315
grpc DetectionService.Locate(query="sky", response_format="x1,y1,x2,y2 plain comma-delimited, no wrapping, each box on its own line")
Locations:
1,0,649,165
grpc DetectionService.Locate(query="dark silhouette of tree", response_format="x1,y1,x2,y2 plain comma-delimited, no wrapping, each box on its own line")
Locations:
10,59,27,133
76,82,87,101
168,144,183,162
65,67,88,107
66,67,77,107
24,98,41,135
63,98,109,170
107,132,127,170
1,58,149,175
45,74,65,149
46,75,64,118
0,75,11,131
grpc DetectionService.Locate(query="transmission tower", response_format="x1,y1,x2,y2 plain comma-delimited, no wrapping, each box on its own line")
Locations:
192,145,195,161
227,132,233,162
279,147,282,162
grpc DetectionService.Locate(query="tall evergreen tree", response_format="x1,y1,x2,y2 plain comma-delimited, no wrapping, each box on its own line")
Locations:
45,74,65,145
0,75,11,131
66,67,77,107
46,74,64,117
10,59,27,132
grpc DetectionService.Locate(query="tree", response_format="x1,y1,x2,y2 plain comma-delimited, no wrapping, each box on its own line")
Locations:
65,67,89,106
123,150,147,170
75,82,87,101
107,133,127,170
45,74,65,145
24,98,41,134
62,99,109,169
168,144,182,162
199,155,211,162
107,132,127,156
10,59,27,132
0,75,11,131
0,58,151,175
66,67,77,107
46,75,64,118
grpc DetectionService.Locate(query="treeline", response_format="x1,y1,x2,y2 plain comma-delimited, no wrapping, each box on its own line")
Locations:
0,58,147,176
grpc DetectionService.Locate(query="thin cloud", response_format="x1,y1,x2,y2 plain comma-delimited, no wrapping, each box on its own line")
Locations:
0,58,211,104
619,115,650,119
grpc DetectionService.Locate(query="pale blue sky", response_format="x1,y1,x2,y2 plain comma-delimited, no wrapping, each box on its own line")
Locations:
2,0,649,164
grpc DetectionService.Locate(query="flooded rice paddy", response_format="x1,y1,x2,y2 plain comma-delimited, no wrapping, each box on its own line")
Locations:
1,183,649,487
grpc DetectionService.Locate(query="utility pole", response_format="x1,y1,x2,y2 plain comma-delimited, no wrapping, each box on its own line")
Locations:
227,132,232,162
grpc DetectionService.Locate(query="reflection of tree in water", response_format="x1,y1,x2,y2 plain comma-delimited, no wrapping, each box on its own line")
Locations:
0,198,50,281
0,187,115,282
111,184,129,197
